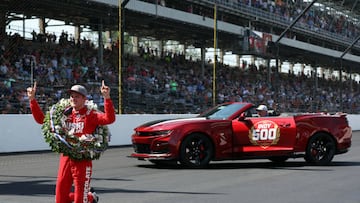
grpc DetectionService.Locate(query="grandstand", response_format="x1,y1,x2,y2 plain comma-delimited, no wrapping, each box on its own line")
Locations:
0,0,359,114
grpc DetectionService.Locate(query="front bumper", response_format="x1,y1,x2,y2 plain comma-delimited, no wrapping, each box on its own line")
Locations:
129,152,174,160
130,142,176,160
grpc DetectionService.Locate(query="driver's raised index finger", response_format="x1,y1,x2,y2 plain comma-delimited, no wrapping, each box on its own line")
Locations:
102,80,105,87
33,81,37,90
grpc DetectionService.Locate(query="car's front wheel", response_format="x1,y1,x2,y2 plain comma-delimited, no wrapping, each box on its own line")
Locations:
305,133,336,165
179,133,214,168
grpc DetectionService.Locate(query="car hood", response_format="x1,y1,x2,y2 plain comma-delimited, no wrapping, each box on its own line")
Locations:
135,117,208,131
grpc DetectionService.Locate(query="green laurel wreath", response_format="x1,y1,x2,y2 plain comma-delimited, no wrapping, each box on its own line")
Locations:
41,98,110,160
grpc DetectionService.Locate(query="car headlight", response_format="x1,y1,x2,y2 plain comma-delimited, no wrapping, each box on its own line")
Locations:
136,130,172,137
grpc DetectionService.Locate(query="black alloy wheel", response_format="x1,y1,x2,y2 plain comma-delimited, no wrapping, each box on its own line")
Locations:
305,133,336,165
179,133,214,168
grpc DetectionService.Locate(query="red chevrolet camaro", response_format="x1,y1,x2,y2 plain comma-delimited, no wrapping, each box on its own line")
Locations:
130,102,352,168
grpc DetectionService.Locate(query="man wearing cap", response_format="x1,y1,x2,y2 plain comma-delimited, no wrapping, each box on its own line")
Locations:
256,104,268,117
27,81,115,203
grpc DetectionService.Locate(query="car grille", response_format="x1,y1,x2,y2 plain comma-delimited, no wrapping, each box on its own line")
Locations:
133,144,151,153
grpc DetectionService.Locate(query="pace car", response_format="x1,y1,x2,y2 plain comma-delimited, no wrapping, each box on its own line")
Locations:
130,102,352,168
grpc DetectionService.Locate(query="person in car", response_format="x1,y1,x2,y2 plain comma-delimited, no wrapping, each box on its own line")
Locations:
256,104,268,117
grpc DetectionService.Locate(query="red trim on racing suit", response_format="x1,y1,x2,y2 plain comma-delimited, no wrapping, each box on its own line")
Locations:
30,98,115,203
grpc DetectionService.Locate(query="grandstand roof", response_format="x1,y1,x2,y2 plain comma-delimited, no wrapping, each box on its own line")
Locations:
2,0,358,34
2,0,119,31
2,0,237,48
3,0,358,37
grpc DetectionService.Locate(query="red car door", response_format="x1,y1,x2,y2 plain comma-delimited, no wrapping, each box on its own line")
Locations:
232,116,297,157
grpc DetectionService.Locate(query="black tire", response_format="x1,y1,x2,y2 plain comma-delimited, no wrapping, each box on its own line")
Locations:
269,156,289,163
179,133,214,168
305,133,336,165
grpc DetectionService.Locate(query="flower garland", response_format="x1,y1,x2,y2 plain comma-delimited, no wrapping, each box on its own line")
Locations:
42,98,111,160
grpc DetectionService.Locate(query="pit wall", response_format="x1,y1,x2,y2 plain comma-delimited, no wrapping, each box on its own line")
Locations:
1,114,359,153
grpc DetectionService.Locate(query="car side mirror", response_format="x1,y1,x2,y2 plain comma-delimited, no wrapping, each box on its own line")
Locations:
238,112,246,121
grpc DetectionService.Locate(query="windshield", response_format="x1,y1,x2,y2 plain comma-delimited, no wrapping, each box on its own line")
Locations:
199,103,247,119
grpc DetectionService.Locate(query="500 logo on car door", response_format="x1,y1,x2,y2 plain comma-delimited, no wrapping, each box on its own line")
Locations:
249,120,280,148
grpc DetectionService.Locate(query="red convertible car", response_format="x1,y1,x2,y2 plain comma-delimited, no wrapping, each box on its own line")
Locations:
130,102,352,168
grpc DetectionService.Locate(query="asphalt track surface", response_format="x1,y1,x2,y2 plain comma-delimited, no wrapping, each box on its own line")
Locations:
1,132,360,203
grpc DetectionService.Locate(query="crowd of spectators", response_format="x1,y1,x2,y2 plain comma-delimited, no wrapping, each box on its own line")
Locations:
1,0,360,114
0,31,118,114
150,0,359,42
2,30,359,115
235,0,359,40
123,47,360,114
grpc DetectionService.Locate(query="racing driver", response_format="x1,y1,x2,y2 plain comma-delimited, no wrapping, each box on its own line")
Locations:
27,80,116,203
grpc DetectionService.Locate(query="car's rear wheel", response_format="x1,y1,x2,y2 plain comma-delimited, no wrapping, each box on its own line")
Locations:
305,133,336,165
179,133,214,168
